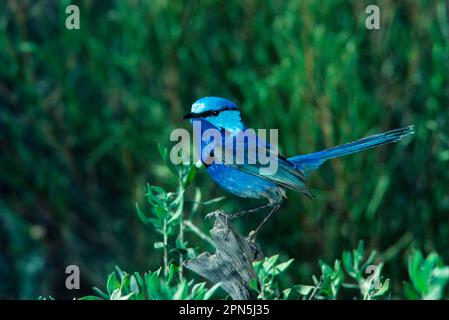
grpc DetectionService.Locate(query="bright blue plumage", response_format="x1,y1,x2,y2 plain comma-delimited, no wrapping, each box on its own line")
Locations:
192,117,291,204
288,126,415,175
183,96,414,235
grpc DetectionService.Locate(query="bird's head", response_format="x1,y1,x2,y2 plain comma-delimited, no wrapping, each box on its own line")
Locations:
183,97,244,131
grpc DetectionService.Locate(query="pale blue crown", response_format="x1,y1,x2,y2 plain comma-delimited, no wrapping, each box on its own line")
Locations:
192,97,238,113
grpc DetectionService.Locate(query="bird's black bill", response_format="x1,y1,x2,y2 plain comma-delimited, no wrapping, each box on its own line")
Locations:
182,106,238,119
182,112,195,119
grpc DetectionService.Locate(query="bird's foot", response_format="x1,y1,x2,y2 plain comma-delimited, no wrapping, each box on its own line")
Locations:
246,230,263,260
204,210,230,231
247,230,257,243
204,211,216,220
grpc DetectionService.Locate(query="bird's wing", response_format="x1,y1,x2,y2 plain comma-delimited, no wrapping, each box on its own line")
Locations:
210,129,314,199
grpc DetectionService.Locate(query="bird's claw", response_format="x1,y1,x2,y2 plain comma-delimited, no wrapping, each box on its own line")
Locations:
204,212,213,220
204,211,219,221
247,230,257,243
246,230,262,260
204,211,231,229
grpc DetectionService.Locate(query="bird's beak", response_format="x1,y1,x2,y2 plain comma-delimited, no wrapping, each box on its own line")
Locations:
182,112,194,120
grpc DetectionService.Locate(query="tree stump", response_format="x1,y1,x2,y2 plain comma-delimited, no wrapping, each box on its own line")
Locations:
183,210,263,300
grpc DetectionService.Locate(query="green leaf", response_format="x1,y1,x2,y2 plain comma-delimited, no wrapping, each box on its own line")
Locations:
183,165,196,188
294,285,314,296
155,205,169,219
148,218,163,229
119,274,130,292
202,196,226,205
106,272,121,295
282,288,292,299
167,263,175,284
403,281,420,299
425,266,449,299
272,259,294,275
115,266,124,281
153,242,164,249
263,255,279,273
110,290,136,300
145,184,167,206
342,251,357,279
109,288,121,300
204,283,222,300
248,278,259,292
190,282,206,299
168,210,183,225
92,287,109,300
119,292,137,300
78,295,103,300
408,250,425,292
252,260,263,273
135,203,148,224
362,250,377,271
157,144,168,162
373,279,390,298
145,271,161,299
130,275,140,294
173,280,188,300
175,236,188,250
319,260,333,276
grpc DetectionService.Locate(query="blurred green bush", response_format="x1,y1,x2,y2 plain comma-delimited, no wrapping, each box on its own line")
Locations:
0,0,448,299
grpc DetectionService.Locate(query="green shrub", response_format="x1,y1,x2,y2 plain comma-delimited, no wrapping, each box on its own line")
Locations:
53,159,448,300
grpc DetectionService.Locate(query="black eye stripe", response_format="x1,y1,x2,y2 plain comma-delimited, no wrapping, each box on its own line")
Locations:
193,106,238,118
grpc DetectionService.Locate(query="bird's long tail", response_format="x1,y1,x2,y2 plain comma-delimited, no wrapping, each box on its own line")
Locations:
288,125,414,175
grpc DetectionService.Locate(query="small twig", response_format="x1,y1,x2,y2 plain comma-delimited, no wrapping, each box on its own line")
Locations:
163,219,168,277
183,220,215,247
178,183,184,282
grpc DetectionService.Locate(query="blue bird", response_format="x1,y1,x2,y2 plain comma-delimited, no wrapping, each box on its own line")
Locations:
183,97,414,238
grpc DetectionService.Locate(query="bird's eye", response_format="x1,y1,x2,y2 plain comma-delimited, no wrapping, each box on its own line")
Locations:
211,110,219,116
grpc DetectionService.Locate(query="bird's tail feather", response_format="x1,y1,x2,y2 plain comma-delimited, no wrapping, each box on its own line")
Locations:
288,125,414,175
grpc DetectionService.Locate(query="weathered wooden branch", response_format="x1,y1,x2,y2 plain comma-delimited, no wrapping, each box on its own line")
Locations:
183,210,263,300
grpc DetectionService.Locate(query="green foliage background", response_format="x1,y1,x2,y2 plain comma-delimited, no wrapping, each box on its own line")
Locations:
0,0,448,299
